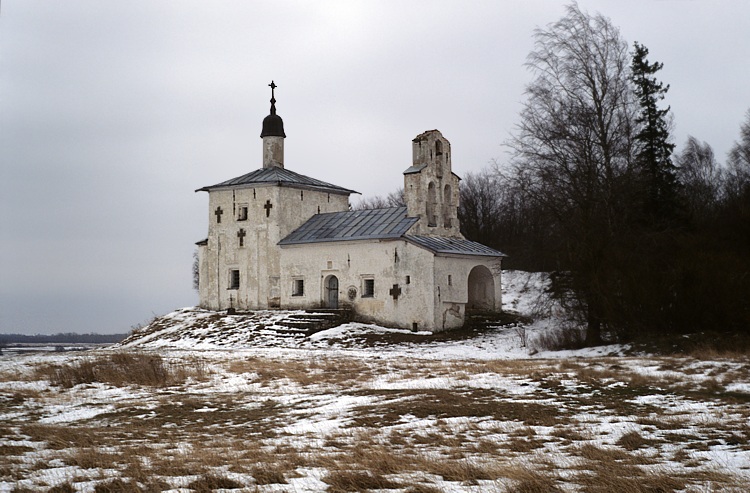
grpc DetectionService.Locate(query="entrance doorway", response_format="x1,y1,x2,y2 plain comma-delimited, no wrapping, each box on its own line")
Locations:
467,265,495,310
325,275,339,308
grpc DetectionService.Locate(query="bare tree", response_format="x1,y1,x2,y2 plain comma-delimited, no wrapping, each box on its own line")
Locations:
352,188,405,210
725,109,750,202
459,169,502,246
507,3,637,345
675,136,723,221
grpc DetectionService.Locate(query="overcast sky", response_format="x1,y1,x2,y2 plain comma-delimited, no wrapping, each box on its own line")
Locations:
1,1,748,335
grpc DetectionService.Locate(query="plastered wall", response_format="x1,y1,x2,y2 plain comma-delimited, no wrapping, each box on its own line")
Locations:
198,185,349,311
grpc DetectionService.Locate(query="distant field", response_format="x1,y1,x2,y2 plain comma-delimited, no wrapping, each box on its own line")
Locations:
2,348,749,492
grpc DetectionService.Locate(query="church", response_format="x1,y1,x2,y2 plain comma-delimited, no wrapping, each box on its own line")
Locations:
195,83,505,331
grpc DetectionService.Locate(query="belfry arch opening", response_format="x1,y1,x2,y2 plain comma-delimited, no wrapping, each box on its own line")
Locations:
467,265,495,311
427,182,437,227
443,184,452,228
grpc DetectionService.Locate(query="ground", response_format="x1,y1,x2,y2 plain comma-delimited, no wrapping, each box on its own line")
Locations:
1,272,749,492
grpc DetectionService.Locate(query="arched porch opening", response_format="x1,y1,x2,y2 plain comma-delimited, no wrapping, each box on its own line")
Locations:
467,265,495,311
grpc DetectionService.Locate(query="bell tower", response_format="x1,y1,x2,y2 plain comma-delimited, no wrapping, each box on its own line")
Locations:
403,130,462,237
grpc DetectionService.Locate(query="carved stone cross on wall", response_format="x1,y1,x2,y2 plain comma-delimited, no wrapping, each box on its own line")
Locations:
237,228,246,247
264,200,273,217
215,206,223,223
389,284,402,300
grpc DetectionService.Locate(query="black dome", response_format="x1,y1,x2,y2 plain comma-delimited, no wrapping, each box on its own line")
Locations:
261,113,285,138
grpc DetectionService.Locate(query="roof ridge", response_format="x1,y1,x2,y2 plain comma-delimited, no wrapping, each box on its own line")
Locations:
196,167,358,194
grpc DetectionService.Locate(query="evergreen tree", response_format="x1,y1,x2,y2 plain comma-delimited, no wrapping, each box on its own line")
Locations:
631,42,678,223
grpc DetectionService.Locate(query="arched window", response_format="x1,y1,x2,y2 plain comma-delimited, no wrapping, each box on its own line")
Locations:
427,182,437,227
435,140,443,156
443,184,452,228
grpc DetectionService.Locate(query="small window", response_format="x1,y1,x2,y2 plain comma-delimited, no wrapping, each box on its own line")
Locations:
362,278,375,298
229,270,240,290
292,279,304,296
237,205,248,221
406,275,411,285
448,275,452,286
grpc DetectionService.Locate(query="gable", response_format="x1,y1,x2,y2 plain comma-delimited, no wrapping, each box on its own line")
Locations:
196,167,358,195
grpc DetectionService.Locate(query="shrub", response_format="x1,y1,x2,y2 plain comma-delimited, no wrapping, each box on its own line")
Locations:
40,353,201,388
532,326,587,351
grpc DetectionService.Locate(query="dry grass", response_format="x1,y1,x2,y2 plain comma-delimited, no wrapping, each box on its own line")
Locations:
323,469,400,492
404,485,445,493
250,464,288,485
34,353,208,388
21,424,99,450
4,351,750,492
351,388,564,427
187,474,244,492
503,466,563,493
46,484,76,493
575,470,686,493
418,458,501,484
63,448,122,469
225,355,371,387
616,430,659,451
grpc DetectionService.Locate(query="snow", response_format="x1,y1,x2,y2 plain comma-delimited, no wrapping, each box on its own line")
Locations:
2,271,749,492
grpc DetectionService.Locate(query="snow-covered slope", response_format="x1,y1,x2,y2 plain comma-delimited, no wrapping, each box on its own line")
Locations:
118,271,617,358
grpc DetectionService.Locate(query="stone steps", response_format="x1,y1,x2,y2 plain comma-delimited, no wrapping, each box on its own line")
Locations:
278,308,353,336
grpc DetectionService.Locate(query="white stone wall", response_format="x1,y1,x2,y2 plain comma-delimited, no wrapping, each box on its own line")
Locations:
197,185,349,311
280,238,503,332
433,255,503,330
280,239,438,331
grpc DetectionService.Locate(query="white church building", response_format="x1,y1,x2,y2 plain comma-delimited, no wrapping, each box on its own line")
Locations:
195,84,504,331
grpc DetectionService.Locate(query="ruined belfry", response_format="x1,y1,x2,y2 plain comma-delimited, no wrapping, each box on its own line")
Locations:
195,83,504,331
404,130,462,237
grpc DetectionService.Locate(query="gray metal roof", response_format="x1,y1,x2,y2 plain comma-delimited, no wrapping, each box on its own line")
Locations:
279,207,418,245
196,167,358,195
280,207,505,258
403,163,427,175
405,235,506,257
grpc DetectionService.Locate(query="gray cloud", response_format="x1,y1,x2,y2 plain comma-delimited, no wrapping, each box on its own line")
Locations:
2,0,748,334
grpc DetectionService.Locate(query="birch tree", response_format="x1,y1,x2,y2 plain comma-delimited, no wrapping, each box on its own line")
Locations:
508,3,636,344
